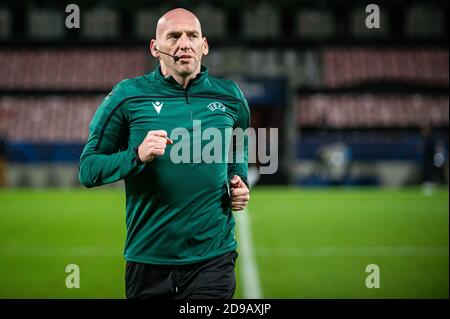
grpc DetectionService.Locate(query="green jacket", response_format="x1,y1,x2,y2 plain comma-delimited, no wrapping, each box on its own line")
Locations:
79,65,250,265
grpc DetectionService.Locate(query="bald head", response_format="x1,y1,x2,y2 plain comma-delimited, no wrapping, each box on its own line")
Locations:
150,8,209,87
156,8,202,40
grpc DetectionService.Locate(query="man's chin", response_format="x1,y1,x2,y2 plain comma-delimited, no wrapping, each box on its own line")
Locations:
177,65,197,76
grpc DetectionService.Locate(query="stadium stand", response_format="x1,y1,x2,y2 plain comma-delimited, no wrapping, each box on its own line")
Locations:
0,96,101,143
0,48,151,90
297,94,449,128
323,48,448,88
0,0,448,187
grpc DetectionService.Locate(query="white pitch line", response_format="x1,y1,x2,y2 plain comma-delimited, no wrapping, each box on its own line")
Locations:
0,246,121,257
235,208,262,299
255,246,449,257
2,245,446,258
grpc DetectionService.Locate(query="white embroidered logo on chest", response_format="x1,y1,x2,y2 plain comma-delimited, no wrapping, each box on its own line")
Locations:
207,102,226,112
152,101,163,114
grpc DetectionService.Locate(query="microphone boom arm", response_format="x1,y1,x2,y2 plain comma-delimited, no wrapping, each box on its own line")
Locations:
154,48,180,61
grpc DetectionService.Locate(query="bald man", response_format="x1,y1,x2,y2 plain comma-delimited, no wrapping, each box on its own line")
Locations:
79,8,250,299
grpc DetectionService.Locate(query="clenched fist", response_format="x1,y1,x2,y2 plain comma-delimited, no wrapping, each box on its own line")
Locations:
137,130,173,163
230,175,250,211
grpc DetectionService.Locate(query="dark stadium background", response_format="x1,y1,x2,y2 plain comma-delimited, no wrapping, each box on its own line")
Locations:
0,0,448,298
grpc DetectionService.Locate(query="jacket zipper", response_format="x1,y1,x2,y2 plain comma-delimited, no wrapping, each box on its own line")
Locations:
185,89,193,122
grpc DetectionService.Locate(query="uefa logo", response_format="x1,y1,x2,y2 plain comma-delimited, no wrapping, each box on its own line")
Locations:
207,102,226,112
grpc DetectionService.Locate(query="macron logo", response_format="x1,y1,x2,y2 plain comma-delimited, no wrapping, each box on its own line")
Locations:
152,101,163,114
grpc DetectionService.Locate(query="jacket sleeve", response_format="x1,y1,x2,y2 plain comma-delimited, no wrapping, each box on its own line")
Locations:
227,84,250,187
79,84,145,188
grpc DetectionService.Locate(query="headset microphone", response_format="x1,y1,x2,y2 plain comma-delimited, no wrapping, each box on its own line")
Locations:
154,48,180,61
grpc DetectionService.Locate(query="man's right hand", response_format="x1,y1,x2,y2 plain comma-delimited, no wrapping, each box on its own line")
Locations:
137,130,173,163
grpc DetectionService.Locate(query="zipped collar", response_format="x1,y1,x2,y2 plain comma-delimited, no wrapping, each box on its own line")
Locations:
152,64,209,90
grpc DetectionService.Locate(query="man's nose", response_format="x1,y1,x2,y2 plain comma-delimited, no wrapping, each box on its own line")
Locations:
178,34,191,51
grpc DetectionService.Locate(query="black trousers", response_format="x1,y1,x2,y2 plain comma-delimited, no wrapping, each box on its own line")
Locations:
125,251,238,299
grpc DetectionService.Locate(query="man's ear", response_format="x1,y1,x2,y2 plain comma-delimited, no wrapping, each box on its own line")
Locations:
150,39,159,58
202,37,209,56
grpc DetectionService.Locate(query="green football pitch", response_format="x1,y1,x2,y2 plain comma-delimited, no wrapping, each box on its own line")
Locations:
0,186,448,298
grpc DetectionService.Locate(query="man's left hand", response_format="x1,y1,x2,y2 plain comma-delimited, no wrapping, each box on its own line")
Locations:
230,175,250,211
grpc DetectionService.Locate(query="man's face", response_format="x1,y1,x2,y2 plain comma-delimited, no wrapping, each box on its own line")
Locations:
153,14,208,78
